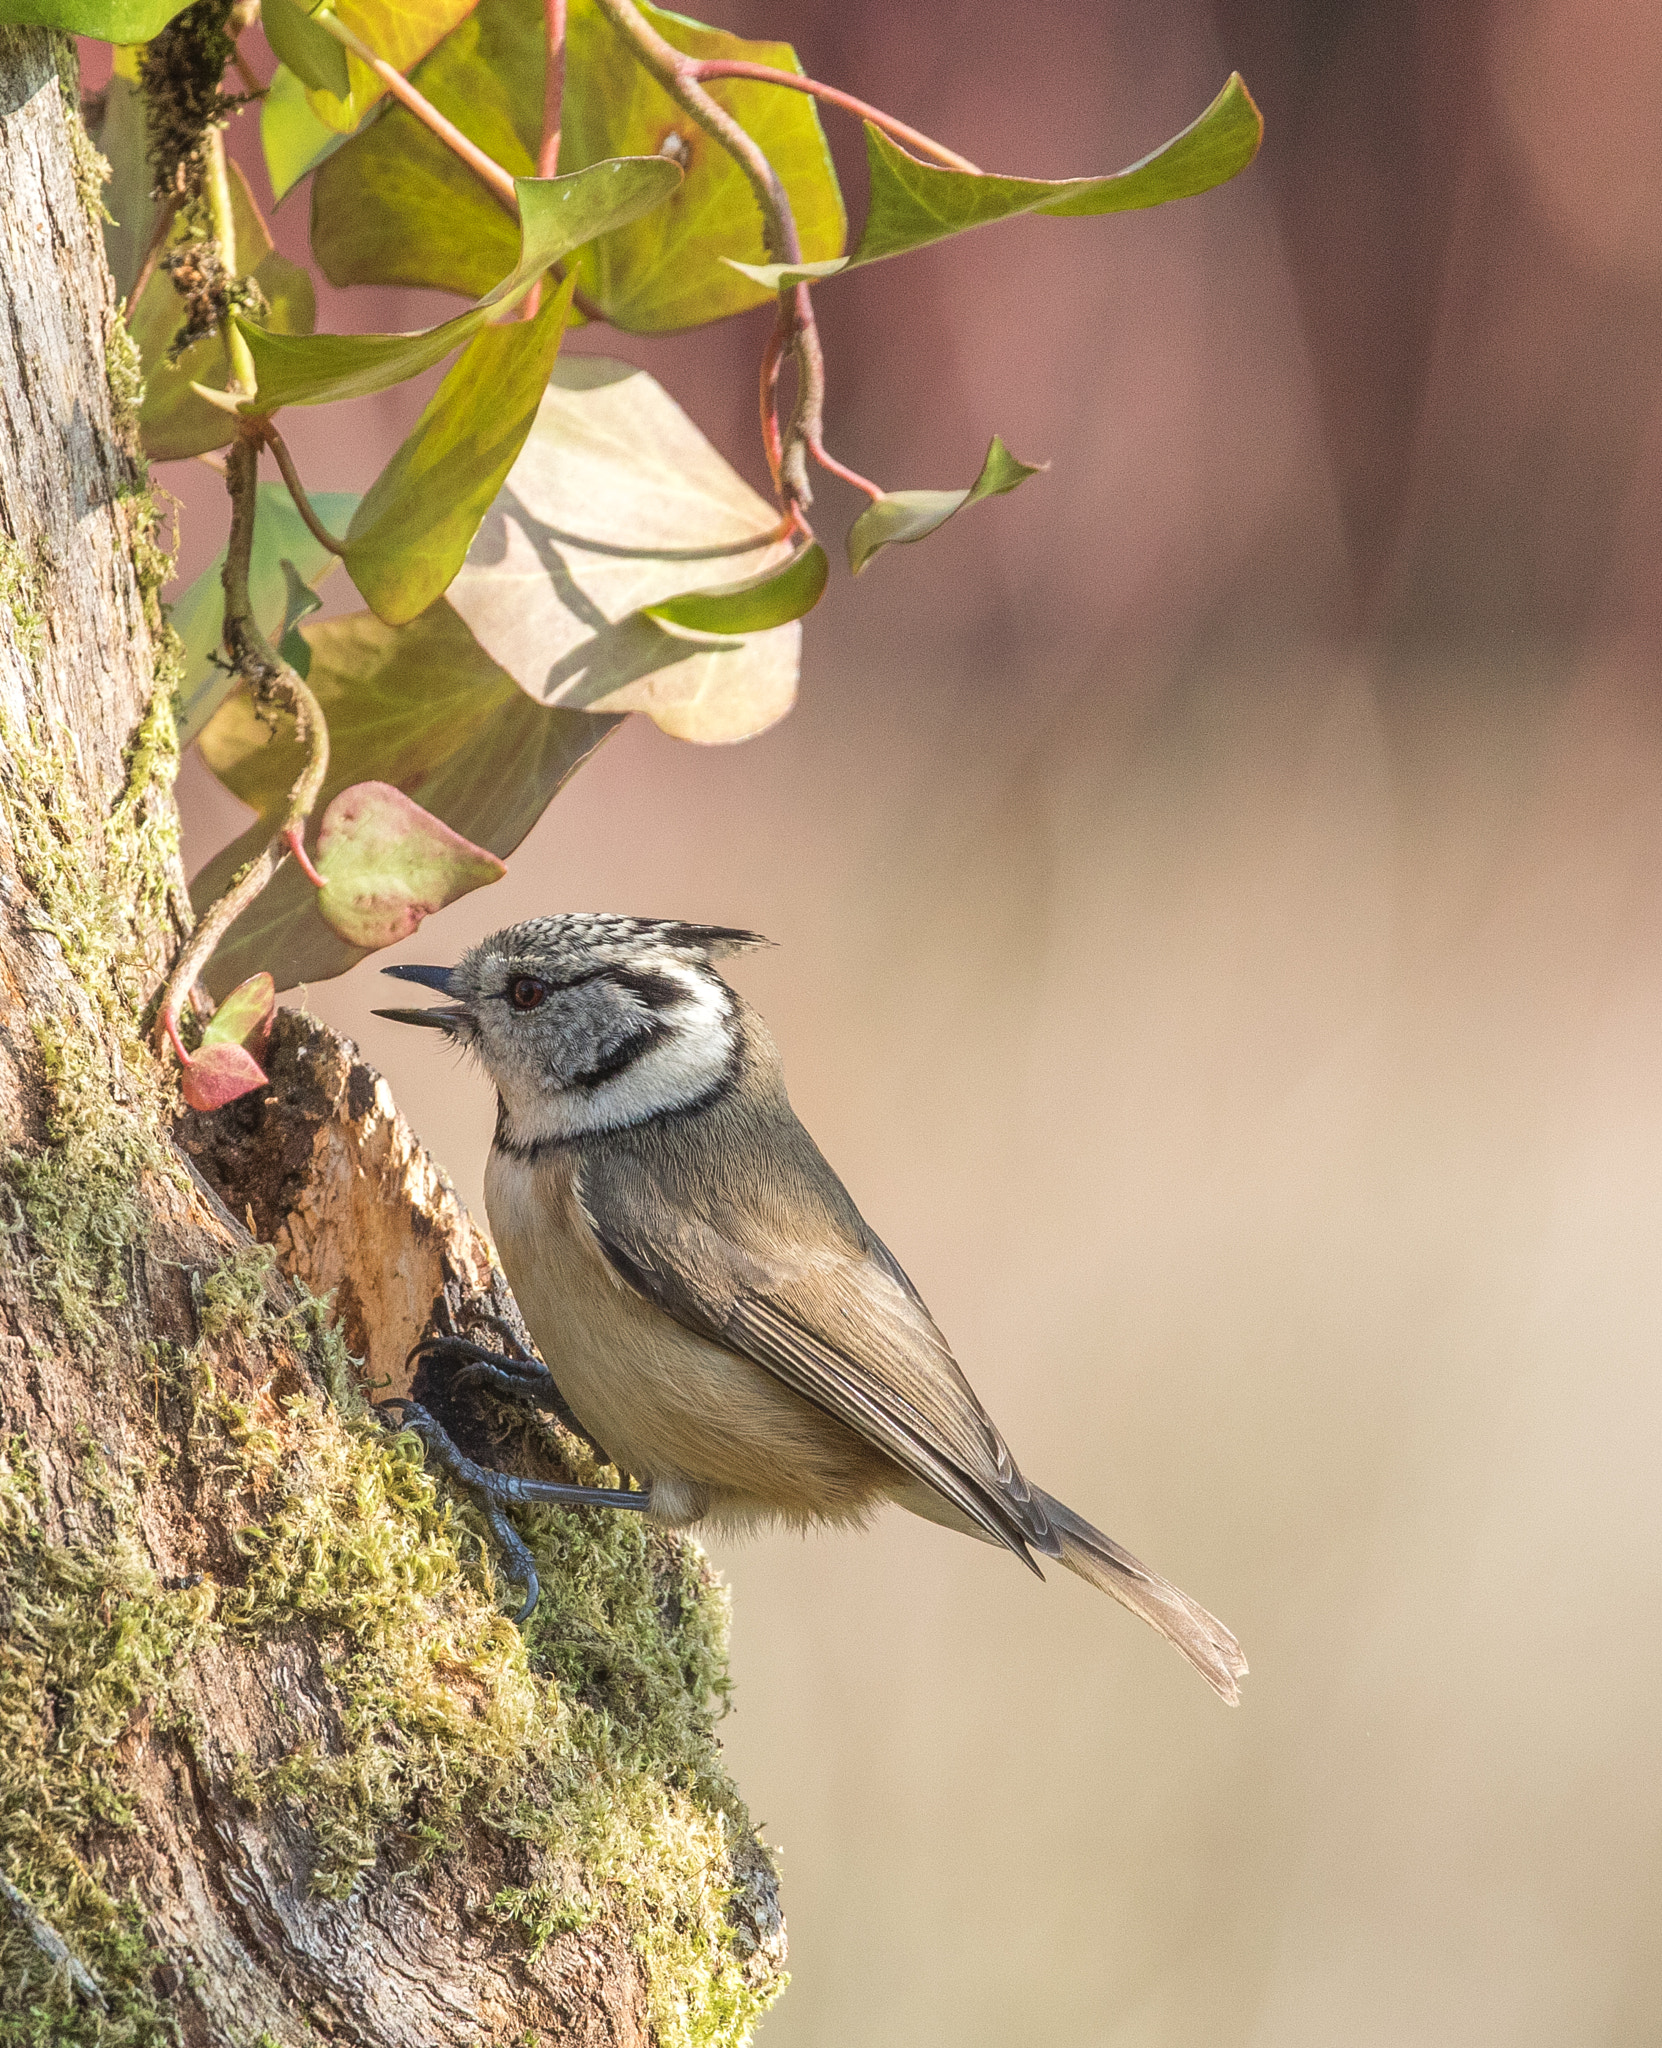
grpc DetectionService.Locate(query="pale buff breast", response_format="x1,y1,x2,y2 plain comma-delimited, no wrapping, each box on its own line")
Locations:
483,1146,897,1528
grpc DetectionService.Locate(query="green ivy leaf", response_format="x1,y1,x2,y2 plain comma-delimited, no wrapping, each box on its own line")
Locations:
277,561,325,677
644,543,827,635
726,73,1262,288
263,63,354,207
314,781,506,946
302,0,483,136
237,162,676,410
562,0,845,331
342,273,575,625
310,0,538,296
846,437,1045,574
170,482,359,743
192,600,614,994
261,0,350,97
200,972,276,1058
0,0,189,37
132,163,316,460
308,0,845,328
447,356,801,743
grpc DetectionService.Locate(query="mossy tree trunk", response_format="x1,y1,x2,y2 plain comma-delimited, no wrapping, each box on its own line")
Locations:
0,30,782,2048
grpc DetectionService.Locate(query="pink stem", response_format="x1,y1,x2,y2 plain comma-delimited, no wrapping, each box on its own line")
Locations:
689,59,980,173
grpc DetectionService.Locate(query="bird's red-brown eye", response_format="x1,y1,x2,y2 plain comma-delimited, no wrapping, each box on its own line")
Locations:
509,977,548,1011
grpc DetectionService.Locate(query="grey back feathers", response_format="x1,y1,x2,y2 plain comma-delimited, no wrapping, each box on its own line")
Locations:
402,913,1247,1704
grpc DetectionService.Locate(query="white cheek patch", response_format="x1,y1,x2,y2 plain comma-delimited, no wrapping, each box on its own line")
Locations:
500,966,736,1144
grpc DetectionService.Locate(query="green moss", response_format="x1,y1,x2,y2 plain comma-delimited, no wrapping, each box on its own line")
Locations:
52,35,112,231
105,318,147,453
0,538,46,672
0,1436,217,2047
0,703,186,1342
196,1342,780,2046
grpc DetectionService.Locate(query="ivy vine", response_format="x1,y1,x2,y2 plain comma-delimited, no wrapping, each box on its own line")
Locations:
11,0,1262,1107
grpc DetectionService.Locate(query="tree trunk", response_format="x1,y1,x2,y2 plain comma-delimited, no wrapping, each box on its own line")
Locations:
0,30,783,2047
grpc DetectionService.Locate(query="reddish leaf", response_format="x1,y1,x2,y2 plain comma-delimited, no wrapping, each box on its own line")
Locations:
199,972,277,1061
313,781,506,948
180,1041,270,1112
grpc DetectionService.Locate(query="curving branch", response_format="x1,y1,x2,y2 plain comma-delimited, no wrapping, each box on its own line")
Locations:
590,0,873,517
539,0,568,179
155,432,331,1056
259,420,346,556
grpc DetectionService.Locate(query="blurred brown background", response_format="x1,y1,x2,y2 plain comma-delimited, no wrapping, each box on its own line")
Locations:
149,1,1662,2040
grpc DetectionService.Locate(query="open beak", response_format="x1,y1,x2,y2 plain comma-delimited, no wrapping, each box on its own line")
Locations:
373,962,469,1032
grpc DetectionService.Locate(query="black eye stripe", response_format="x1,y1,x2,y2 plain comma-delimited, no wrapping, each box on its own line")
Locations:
489,965,688,1009
610,968,687,1010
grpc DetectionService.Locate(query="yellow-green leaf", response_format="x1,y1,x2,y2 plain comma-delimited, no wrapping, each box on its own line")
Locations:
0,0,189,37
192,601,614,994
237,162,676,410
644,543,827,634
200,973,276,1057
727,74,1263,289
846,438,1045,574
263,62,354,206
262,0,350,96
314,781,506,947
342,274,575,624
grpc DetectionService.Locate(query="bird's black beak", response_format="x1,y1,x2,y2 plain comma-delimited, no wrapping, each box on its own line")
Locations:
373,962,468,1031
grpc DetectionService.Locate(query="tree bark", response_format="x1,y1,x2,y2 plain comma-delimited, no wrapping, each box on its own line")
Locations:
0,30,782,2047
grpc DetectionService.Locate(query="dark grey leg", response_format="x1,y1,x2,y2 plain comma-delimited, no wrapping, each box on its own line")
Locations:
377,1397,649,1622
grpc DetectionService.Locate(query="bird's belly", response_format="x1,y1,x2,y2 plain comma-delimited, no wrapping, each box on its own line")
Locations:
484,1148,895,1528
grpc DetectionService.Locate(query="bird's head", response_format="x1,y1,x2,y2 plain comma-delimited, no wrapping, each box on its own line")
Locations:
375,914,767,1148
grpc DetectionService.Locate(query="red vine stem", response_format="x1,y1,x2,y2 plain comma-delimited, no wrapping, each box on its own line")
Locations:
539,0,568,179
689,59,979,173
316,13,521,210
522,0,569,318
592,0,854,516
757,303,787,488
804,428,883,501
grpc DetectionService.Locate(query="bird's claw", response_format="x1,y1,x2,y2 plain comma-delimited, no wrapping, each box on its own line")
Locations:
404,1329,599,1447
374,1396,648,1622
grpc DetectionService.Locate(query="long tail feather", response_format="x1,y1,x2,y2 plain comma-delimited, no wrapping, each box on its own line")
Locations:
1034,1490,1248,1705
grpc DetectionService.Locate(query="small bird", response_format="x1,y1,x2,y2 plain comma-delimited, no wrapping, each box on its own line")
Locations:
377,916,1247,1704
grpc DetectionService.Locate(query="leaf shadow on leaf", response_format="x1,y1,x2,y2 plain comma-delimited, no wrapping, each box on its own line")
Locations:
468,495,738,709
447,358,800,741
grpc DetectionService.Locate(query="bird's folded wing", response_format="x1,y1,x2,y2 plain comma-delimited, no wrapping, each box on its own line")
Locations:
574,1146,1057,1564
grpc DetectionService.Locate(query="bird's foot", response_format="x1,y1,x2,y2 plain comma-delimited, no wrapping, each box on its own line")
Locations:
407,1315,601,1451
376,1397,649,1622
